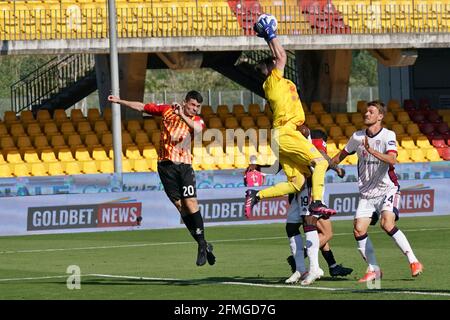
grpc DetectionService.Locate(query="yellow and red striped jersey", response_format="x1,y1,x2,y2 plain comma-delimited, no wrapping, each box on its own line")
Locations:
143,103,205,164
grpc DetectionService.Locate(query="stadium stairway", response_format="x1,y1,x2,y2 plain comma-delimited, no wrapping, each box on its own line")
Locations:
11,54,97,115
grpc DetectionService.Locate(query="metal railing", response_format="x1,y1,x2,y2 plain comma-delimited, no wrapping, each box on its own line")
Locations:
1,3,450,41
11,54,95,113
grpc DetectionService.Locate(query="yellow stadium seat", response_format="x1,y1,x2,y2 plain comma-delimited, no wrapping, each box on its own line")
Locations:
17,136,33,150
58,148,75,162
416,135,432,148
400,137,416,149
75,147,92,161
0,163,13,178
48,161,64,176
77,121,92,134
232,104,245,116
41,149,58,163
122,132,134,148
98,160,114,174
92,147,109,161
344,125,358,138
125,145,143,160
23,150,40,163
82,160,99,174
27,123,42,136
87,108,101,123
143,119,158,133
410,148,427,162
135,131,150,146
64,161,82,175
320,114,334,127
44,122,59,137
142,144,158,159
396,111,411,123
248,104,262,117
391,123,406,137
94,120,109,135
350,113,364,126
53,109,68,122
60,121,77,138
36,109,51,123
335,113,350,126
101,132,113,150
13,163,31,177
200,105,214,118
133,158,151,172
241,116,256,130
127,119,142,135
347,153,358,165
225,117,239,129
67,134,84,151
0,124,8,137
406,123,420,136
50,134,67,151
10,123,26,137
256,115,271,129
84,133,101,149
426,148,442,162
31,162,47,176
122,158,133,172
217,105,229,115
387,100,401,113
6,151,24,164
384,112,396,125
329,126,346,140
208,117,223,129
311,102,325,114
20,110,34,124
3,111,18,124
71,109,85,123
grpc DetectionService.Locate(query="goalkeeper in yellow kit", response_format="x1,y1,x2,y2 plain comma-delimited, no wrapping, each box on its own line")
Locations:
245,15,336,218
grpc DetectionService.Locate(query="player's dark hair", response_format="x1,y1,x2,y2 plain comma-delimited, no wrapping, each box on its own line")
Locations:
185,90,203,104
310,129,328,142
255,57,276,75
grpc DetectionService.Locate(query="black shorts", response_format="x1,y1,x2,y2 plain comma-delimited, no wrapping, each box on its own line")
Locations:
157,160,197,203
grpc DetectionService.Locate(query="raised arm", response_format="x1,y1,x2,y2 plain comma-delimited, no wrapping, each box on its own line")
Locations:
267,37,286,73
108,95,145,112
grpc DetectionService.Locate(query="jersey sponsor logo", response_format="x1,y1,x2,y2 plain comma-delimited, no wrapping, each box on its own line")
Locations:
195,196,288,222
388,140,396,146
399,188,434,213
328,193,359,216
27,201,142,230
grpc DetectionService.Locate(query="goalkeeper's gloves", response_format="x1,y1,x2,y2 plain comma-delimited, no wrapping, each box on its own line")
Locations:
253,19,277,42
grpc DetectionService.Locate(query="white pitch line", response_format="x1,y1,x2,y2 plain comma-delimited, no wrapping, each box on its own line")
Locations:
0,273,449,297
1,227,449,255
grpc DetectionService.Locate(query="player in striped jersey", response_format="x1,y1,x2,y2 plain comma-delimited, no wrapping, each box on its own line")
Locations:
331,101,423,282
108,91,216,267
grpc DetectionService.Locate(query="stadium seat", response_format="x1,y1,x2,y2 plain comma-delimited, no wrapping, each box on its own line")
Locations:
44,122,59,137
248,104,262,117
58,148,75,162
350,113,364,126
426,148,442,161
0,124,8,137
391,123,407,139
133,158,151,172
27,123,42,137
74,147,92,161
64,161,82,175
6,151,24,164
305,114,319,126
225,117,239,129
87,108,101,123
36,109,51,123
346,153,358,165
41,149,58,163
125,145,143,160
232,104,245,116
410,148,427,162
406,123,421,136
356,100,367,113
397,149,411,163
432,138,447,148
419,122,436,136
440,147,450,160
329,126,346,140
143,119,158,133
82,160,99,174
127,119,142,136
67,134,84,152
3,111,18,124
122,158,133,173
20,110,34,124
311,102,325,114
48,161,64,176
335,113,350,126
400,137,416,149
397,111,411,123
13,163,31,177
71,109,85,123
416,135,432,148
60,121,77,139
344,125,357,138
142,144,158,159
240,116,256,130
10,123,26,137
320,114,334,127
31,162,48,176
208,117,223,129
98,160,114,174
256,115,271,129
0,163,13,178
53,109,68,122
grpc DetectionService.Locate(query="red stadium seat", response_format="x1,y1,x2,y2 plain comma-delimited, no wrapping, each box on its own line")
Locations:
440,147,450,160
431,139,447,148
409,111,426,123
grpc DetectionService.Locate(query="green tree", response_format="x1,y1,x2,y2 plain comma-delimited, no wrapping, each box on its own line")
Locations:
350,50,378,87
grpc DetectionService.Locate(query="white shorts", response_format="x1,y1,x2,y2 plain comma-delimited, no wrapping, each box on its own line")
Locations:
355,188,400,220
286,180,323,224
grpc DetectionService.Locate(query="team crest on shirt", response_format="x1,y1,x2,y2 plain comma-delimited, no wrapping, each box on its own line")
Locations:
376,140,381,146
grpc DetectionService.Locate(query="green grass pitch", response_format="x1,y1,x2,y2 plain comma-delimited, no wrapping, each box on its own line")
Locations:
0,215,449,300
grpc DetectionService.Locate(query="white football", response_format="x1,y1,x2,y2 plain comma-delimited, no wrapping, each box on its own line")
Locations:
255,14,278,33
